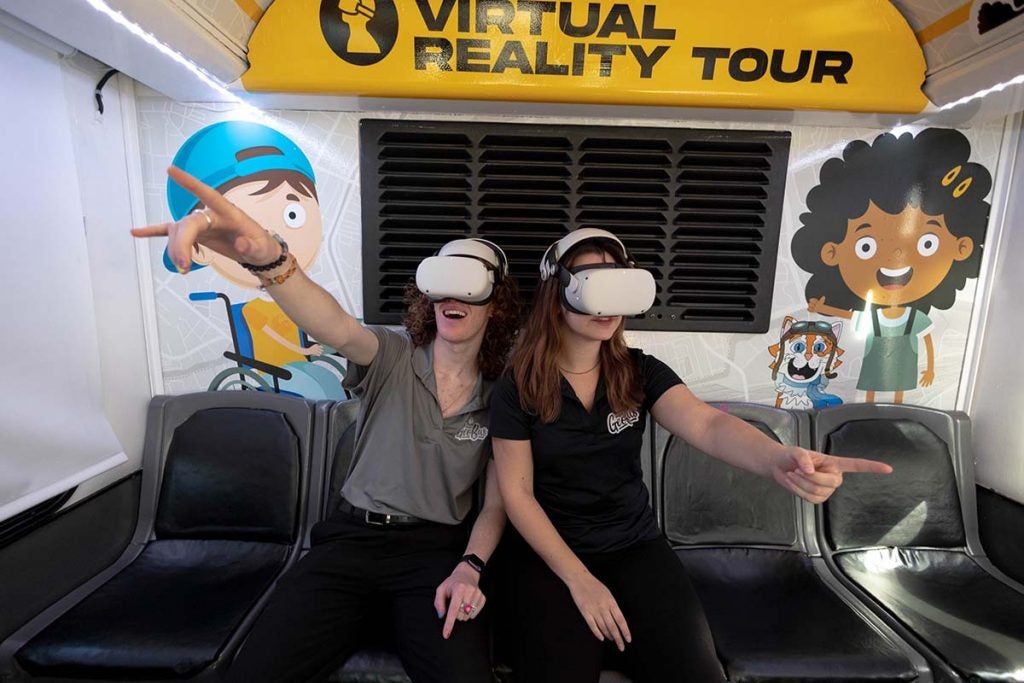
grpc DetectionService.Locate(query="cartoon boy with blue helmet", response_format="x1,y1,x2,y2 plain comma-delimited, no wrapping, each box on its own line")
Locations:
167,121,344,399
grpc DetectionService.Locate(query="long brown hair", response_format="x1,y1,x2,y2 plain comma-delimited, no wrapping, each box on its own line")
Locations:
510,239,642,422
402,276,521,381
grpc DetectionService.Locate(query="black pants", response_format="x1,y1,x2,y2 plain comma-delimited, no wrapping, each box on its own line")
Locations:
225,514,492,683
507,535,726,683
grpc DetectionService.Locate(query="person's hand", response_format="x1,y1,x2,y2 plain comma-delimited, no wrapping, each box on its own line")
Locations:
807,296,826,314
433,563,486,639
920,368,935,387
567,573,631,652
771,446,893,504
305,344,325,357
130,166,282,272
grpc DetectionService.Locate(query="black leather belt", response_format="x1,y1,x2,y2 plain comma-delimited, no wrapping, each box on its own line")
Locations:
338,500,425,526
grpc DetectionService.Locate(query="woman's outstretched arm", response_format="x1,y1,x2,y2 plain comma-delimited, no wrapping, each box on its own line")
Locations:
651,385,892,503
131,166,378,365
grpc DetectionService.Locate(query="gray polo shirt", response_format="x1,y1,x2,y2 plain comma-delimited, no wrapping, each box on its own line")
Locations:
339,326,492,524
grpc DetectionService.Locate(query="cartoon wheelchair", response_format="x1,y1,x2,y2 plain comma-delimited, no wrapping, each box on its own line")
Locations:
189,291,348,399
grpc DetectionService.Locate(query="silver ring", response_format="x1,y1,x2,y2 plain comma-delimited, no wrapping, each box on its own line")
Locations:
192,208,212,228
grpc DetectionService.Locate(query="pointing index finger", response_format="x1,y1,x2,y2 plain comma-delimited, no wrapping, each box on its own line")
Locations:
167,165,235,216
130,224,170,238
443,601,458,639
833,457,893,474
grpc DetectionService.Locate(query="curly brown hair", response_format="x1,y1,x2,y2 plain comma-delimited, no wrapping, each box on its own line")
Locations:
401,276,521,380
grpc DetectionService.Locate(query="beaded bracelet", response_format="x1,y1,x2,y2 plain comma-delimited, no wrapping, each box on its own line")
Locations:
257,253,299,288
241,233,289,273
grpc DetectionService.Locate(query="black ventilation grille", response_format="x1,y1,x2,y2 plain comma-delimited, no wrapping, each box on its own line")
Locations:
360,120,790,332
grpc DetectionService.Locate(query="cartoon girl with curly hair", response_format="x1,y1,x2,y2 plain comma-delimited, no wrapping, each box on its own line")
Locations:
793,128,991,403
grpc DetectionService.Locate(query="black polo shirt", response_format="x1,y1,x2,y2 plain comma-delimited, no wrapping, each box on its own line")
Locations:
490,350,682,554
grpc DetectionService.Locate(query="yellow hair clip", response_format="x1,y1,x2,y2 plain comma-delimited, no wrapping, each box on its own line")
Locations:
953,177,972,198
942,165,962,186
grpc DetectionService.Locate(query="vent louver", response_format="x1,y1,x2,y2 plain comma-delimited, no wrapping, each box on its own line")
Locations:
361,120,789,332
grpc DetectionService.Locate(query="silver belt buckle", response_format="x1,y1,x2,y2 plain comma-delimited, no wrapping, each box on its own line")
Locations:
364,510,390,526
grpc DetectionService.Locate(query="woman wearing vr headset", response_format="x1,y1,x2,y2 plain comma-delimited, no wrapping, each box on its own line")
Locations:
133,166,519,683
489,228,892,683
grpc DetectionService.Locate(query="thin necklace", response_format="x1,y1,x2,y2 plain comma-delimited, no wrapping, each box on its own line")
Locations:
559,361,600,375
440,376,474,415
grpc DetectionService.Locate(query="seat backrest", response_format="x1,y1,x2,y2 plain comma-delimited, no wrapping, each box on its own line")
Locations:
660,402,804,548
816,405,966,551
325,399,361,517
148,393,313,544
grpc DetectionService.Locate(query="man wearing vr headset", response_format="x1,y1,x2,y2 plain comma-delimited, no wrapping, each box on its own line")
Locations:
490,228,893,683
133,166,519,682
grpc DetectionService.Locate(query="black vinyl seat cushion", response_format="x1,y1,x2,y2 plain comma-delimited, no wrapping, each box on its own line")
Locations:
677,547,917,682
664,420,797,547
156,407,300,542
330,650,409,683
838,549,1024,682
18,539,289,678
328,611,409,683
822,416,1024,679
824,419,965,551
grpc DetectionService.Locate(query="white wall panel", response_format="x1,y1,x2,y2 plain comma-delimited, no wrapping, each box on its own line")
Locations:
58,55,156,502
970,121,1024,503
0,23,125,520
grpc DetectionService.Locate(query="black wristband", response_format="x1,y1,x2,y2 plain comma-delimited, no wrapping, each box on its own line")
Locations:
460,553,485,573
241,233,289,273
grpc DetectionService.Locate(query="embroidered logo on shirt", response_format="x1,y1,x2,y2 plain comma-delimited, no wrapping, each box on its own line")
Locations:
607,410,640,434
455,418,489,442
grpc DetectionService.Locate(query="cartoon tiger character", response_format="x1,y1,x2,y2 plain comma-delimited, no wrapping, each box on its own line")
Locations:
768,317,845,410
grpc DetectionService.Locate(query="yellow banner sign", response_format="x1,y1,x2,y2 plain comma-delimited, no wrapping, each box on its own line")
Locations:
242,0,928,114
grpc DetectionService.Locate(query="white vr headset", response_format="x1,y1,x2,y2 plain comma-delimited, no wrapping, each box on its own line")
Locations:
415,238,508,305
540,228,656,317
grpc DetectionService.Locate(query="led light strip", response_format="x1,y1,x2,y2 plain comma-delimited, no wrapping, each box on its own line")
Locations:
82,0,256,112
936,72,1024,112
78,0,347,160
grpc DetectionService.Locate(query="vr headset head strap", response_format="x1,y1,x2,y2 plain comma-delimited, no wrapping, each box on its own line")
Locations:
539,228,631,281
437,238,509,281
467,237,508,282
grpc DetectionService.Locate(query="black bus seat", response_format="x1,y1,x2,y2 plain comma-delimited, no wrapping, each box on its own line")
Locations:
815,404,1024,683
7,392,315,680
304,399,359,552
322,399,361,527
659,402,926,682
